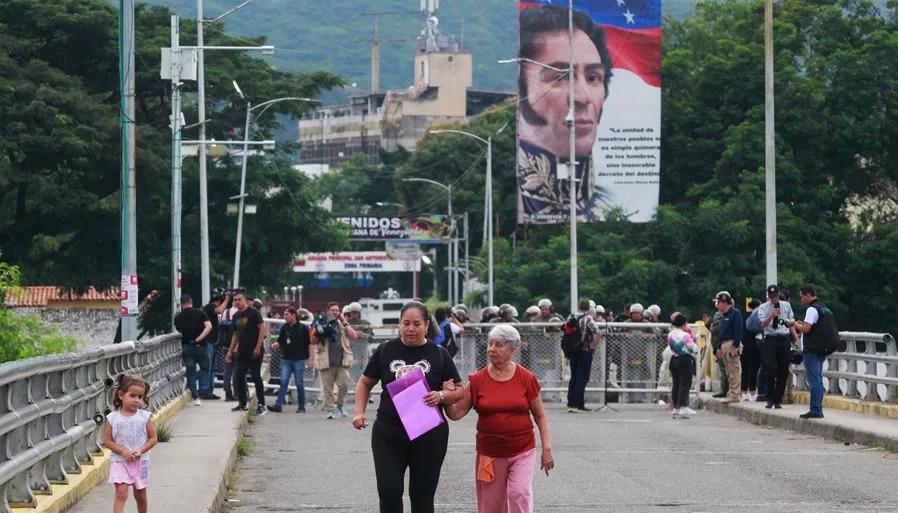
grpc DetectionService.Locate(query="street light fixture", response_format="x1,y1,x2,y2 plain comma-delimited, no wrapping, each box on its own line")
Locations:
231,82,319,289
401,177,455,304
497,0,578,315
428,129,495,307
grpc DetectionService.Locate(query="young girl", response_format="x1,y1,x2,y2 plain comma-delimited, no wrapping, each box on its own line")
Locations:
668,313,699,419
104,374,158,513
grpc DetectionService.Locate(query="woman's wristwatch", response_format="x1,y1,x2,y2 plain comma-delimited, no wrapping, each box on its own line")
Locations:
438,391,445,403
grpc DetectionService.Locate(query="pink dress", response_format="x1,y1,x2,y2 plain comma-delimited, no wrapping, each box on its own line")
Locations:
106,409,151,489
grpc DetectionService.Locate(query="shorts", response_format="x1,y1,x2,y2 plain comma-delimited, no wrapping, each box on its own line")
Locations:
108,459,150,489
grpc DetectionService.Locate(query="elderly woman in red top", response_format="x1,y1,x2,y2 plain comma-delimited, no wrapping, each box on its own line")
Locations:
445,324,554,513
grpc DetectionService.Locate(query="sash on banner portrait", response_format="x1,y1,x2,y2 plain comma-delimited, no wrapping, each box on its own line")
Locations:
516,0,662,224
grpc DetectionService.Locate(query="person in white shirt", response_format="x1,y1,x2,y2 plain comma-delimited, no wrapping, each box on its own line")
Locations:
755,285,798,409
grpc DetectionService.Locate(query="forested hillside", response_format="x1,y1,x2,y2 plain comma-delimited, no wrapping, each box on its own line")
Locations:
144,0,700,97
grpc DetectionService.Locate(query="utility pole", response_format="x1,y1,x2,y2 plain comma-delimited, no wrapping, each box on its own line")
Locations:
119,0,138,341
764,0,777,285
197,0,211,305
566,0,579,315
170,15,184,328
463,211,469,302
371,16,380,92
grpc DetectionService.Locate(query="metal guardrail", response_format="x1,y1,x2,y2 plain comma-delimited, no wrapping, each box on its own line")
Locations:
0,333,184,512
254,321,701,406
792,332,898,402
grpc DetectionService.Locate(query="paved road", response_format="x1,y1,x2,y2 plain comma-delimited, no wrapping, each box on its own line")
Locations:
224,403,898,513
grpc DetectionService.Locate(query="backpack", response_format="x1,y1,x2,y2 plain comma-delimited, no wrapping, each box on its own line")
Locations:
561,314,590,357
745,308,761,334
804,301,845,356
437,320,459,357
432,320,447,346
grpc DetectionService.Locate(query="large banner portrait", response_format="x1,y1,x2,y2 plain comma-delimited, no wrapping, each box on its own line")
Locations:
516,0,661,224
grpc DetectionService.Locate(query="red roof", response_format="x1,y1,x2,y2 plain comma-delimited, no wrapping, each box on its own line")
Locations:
3,286,120,307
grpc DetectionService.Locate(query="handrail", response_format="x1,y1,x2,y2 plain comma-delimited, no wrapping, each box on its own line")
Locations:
0,333,184,511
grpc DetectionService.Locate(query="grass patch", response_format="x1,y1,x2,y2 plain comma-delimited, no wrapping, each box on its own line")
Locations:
156,422,173,443
246,409,256,425
236,436,251,457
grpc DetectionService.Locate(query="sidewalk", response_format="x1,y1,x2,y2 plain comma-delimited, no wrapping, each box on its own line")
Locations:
66,399,245,513
698,392,898,452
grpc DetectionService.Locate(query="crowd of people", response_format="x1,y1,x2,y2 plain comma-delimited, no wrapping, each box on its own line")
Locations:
163,283,834,512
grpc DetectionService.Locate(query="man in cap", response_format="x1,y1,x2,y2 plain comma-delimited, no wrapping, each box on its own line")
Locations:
714,291,744,403
755,285,797,409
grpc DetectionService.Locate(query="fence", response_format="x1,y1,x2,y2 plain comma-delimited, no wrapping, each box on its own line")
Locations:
792,332,898,402
252,321,699,406
0,334,184,513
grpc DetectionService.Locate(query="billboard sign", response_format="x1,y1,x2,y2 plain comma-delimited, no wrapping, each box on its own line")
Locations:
336,215,456,242
293,252,421,273
516,0,661,223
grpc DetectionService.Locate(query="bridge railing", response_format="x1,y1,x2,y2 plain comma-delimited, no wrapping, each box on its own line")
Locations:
0,334,184,513
792,332,898,402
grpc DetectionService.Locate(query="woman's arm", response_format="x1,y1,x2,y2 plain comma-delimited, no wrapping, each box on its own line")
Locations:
530,395,555,475
443,383,473,420
353,375,377,429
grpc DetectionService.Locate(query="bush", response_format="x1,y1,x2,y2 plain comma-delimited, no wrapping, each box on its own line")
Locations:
0,308,81,363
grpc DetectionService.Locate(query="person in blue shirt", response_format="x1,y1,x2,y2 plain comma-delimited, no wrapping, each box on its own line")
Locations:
714,291,744,403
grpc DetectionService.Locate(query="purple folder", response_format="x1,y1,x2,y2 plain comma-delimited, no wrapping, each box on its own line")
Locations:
386,367,444,440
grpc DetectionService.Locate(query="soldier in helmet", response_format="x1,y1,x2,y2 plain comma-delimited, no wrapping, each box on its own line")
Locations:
494,304,519,323
524,305,540,322
535,298,565,323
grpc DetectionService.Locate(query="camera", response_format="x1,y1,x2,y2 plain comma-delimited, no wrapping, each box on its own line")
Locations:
772,302,781,328
311,311,337,339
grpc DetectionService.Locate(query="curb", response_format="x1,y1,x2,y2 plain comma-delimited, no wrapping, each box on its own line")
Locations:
204,408,250,513
698,395,898,453
17,392,190,513
791,391,898,420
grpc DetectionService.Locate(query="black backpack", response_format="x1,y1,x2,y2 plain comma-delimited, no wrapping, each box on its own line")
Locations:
561,314,588,357
804,301,845,356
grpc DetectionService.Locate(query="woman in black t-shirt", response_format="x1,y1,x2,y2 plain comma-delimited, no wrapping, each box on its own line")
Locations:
353,301,463,513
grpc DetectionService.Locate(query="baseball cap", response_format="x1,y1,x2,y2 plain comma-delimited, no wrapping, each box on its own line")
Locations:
766,284,779,297
714,291,733,304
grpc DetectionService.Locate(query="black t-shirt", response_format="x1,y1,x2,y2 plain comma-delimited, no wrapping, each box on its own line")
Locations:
174,308,209,345
232,307,264,358
202,302,220,345
278,322,311,360
363,339,462,427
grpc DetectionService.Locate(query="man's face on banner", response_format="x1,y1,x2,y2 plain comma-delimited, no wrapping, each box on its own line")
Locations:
520,29,607,159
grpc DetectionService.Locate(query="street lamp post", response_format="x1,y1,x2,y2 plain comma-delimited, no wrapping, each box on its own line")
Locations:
401,177,454,304
231,82,318,289
428,129,494,306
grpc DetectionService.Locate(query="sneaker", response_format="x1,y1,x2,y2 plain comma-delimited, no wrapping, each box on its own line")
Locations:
672,408,680,419
774,403,782,409
200,392,221,400
678,408,690,419
682,407,697,415
765,401,774,409
231,404,248,412
267,405,283,413
193,398,202,406
296,408,306,413
799,411,824,419
255,405,266,416
567,407,580,414
325,410,336,419
712,392,727,398
336,405,348,418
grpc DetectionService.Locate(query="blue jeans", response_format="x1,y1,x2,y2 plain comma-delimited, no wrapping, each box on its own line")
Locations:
198,343,217,395
276,359,307,409
182,343,210,399
803,351,826,414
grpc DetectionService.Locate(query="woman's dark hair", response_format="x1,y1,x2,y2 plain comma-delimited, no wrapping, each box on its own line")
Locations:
748,298,762,310
400,301,437,339
434,306,448,323
519,5,613,126
112,373,151,410
671,313,688,328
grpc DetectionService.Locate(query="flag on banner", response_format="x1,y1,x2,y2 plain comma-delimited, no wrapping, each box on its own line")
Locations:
516,0,662,224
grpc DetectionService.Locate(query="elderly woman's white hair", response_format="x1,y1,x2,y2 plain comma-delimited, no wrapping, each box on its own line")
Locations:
488,324,522,351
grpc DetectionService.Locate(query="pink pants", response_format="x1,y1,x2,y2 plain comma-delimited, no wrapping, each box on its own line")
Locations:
476,448,536,513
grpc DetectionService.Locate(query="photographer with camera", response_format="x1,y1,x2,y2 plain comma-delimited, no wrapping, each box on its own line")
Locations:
756,285,797,409
311,302,361,419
